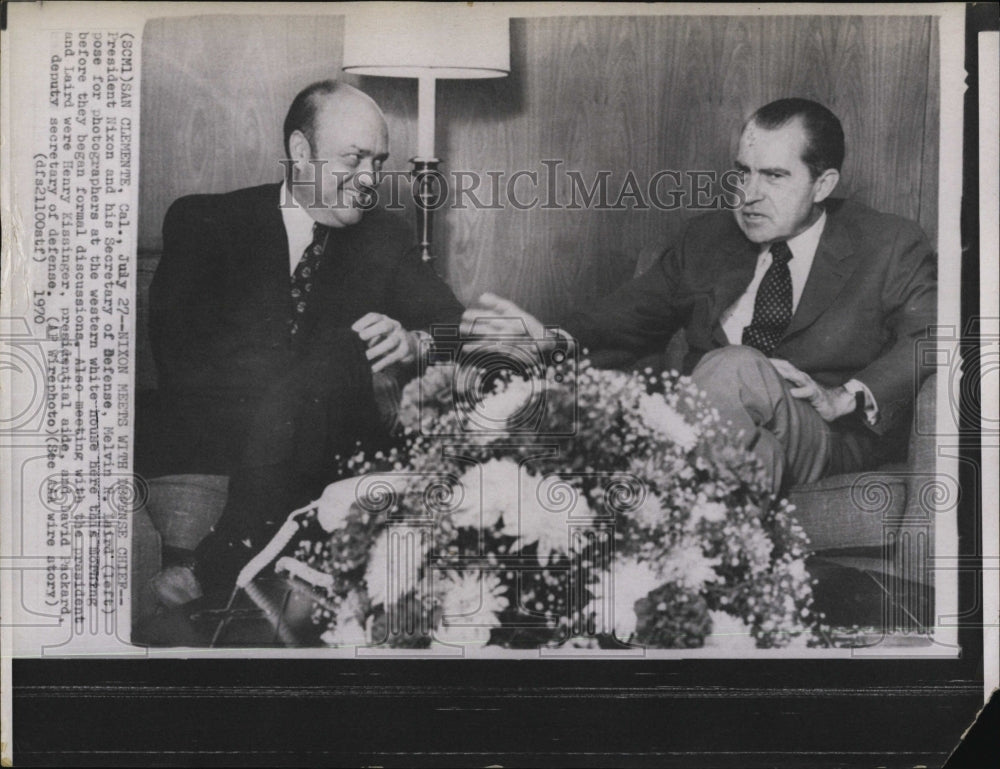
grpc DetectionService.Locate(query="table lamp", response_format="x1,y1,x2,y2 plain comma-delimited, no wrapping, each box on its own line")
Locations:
342,8,510,261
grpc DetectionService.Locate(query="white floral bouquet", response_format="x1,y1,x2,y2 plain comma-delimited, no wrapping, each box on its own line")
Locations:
284,357,824,650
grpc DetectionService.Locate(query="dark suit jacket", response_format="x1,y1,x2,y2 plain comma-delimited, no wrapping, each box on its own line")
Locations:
141,183,463,476
562,198,937,440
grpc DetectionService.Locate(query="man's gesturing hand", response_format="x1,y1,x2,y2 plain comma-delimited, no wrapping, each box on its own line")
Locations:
460,293,550,347
768,358,856,422
352,312,418,373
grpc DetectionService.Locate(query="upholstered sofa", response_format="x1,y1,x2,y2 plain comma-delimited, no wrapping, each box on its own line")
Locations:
131,248,938,627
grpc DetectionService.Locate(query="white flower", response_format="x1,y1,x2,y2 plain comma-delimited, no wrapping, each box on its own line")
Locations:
742,526,775,574
435,571,508,646
310,476,361,532
364,530,426,608
321,615,368,647
451,458,522,530
518,474,592,563
321,591,369,647
657,542,722,591
477,377,534,424
399,363,457,431
786,558,808,583
308,473,411,532
587,559,662,640
689,499,728,525
631,493,667,528
364,533,391,607
636,392,699,451
703,610,757,650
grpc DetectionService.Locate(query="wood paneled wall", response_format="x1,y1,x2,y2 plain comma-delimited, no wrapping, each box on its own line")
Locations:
139,13,938,321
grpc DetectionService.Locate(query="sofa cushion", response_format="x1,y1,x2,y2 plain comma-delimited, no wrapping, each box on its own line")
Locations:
788,467,908,552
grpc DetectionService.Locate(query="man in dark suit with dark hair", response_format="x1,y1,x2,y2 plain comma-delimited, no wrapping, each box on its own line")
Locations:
140,80,463,596
462,98,936,495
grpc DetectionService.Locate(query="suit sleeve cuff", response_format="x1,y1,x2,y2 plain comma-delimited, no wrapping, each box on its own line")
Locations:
410,329,434,367
844,379,880,426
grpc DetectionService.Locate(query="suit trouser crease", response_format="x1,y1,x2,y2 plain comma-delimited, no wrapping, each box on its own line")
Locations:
691,346,874,494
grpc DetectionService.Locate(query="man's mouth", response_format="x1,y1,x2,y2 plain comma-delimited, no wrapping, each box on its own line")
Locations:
741,211,768,222
342,188,372,208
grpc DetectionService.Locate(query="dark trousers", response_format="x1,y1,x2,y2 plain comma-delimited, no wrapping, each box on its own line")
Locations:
195,328,381,591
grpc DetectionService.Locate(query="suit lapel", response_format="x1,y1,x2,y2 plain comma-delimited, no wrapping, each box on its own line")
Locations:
245,184,292,312
782,209,860,339
323,219,374,295
258,184,291,273
710,232,758,346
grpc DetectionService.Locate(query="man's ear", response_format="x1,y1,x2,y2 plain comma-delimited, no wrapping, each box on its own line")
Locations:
812,168,840,203
288,130,311,166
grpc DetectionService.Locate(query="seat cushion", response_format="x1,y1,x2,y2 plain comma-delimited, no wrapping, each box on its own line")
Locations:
787,469,907,552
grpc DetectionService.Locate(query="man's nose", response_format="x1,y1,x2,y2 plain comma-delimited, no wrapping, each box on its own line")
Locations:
355,159,380,192
741,173,764,204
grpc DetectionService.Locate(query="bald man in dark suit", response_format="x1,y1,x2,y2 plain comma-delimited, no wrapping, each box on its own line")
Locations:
140,81,463,593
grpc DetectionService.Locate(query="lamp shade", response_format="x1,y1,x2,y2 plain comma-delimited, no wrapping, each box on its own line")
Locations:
342,9,510,79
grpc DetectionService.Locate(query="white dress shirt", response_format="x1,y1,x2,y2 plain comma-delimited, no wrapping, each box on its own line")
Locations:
720,211,879,425
720,211,827,342
280,182,320,275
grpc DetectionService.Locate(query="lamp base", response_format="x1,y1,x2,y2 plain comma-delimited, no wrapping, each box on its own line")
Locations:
410,158,441,263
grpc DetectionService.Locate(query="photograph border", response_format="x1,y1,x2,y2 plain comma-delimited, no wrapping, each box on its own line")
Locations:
3,1,995,765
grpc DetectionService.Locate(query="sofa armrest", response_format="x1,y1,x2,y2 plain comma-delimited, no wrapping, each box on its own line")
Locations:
891,372,942,596
900,372,940,531
906,373,938,475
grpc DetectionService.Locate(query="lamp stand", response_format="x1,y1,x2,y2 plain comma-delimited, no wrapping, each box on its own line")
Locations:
410,157,440,263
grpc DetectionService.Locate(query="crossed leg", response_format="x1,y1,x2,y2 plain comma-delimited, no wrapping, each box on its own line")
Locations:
690,346,840,495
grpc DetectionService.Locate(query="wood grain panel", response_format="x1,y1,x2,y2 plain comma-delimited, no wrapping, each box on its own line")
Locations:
139,13,939,323
851,16,932,226
139,15,348,247
919,18,940,245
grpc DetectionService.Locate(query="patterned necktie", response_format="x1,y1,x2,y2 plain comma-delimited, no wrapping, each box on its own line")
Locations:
742,240,793,355
289,222,329,337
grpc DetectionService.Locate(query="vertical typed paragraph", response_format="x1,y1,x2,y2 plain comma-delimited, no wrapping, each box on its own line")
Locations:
26,31,137,649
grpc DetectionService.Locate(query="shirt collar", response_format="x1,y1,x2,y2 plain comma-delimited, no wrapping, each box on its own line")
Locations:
774,209,827,263
280,181,319,240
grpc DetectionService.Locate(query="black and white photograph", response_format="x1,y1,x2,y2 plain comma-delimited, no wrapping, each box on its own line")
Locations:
1,1,995,765
125,5,961,655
